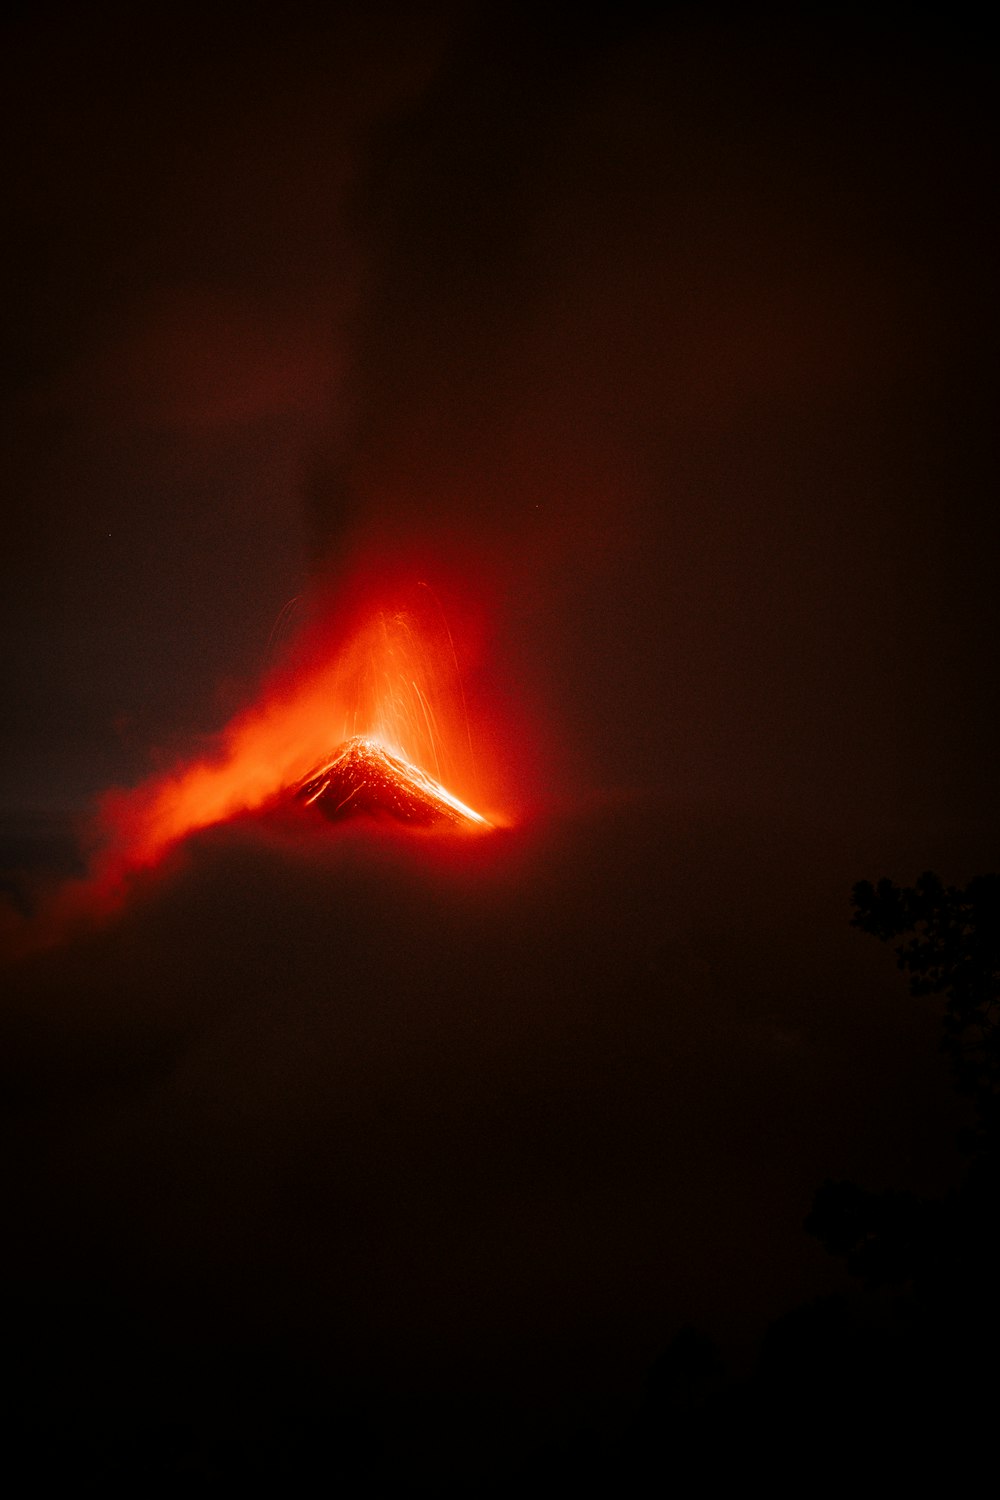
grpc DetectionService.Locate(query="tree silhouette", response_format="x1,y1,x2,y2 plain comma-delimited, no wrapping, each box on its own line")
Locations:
806,873,1000,1378
626,874,1000,1485
850,871,1000,1148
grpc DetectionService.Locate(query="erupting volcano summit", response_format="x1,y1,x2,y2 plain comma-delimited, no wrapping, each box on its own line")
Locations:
292,737,490,829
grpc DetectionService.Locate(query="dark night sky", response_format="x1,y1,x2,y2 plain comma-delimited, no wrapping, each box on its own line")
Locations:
1,0,998,1476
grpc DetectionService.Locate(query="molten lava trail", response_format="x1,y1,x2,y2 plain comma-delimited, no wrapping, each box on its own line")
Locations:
293,736,491,828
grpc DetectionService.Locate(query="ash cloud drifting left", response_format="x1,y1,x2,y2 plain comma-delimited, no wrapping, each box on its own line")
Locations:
1,3,453,819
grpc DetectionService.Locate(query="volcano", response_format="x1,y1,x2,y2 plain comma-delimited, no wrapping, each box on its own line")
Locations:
291,737,490,829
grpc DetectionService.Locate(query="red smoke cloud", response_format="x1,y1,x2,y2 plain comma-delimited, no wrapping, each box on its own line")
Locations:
104,566,511,844
1,558,529,957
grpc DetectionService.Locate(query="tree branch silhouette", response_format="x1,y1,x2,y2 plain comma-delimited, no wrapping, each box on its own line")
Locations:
807,872,1000,1296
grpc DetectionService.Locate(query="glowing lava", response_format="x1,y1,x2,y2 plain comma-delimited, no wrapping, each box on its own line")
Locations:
294,736,491,828
88,586,500,885
0,580,506,957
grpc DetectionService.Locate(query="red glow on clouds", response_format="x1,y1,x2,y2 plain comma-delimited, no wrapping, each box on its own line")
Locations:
23,567,521,930
96,576,504,878
0,557,541,961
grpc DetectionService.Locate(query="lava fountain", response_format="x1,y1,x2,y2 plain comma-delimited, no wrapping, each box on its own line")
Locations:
89,581,498,897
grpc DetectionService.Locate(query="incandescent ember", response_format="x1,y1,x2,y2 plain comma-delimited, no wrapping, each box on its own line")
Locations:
292,736,490,829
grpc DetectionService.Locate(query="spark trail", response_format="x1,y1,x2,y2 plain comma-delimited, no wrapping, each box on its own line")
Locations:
293,736,491,828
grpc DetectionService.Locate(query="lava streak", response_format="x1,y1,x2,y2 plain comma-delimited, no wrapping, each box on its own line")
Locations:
295,736,490,827
92,583,499,889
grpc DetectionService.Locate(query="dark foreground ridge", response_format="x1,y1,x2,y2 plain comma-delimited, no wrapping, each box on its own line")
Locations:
292,736,489,828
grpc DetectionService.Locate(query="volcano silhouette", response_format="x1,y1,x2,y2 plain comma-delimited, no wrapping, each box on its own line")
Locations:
292,736,489,828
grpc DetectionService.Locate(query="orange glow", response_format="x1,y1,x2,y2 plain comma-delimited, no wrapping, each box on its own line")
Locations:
296,736,491,826
94,580,500,885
